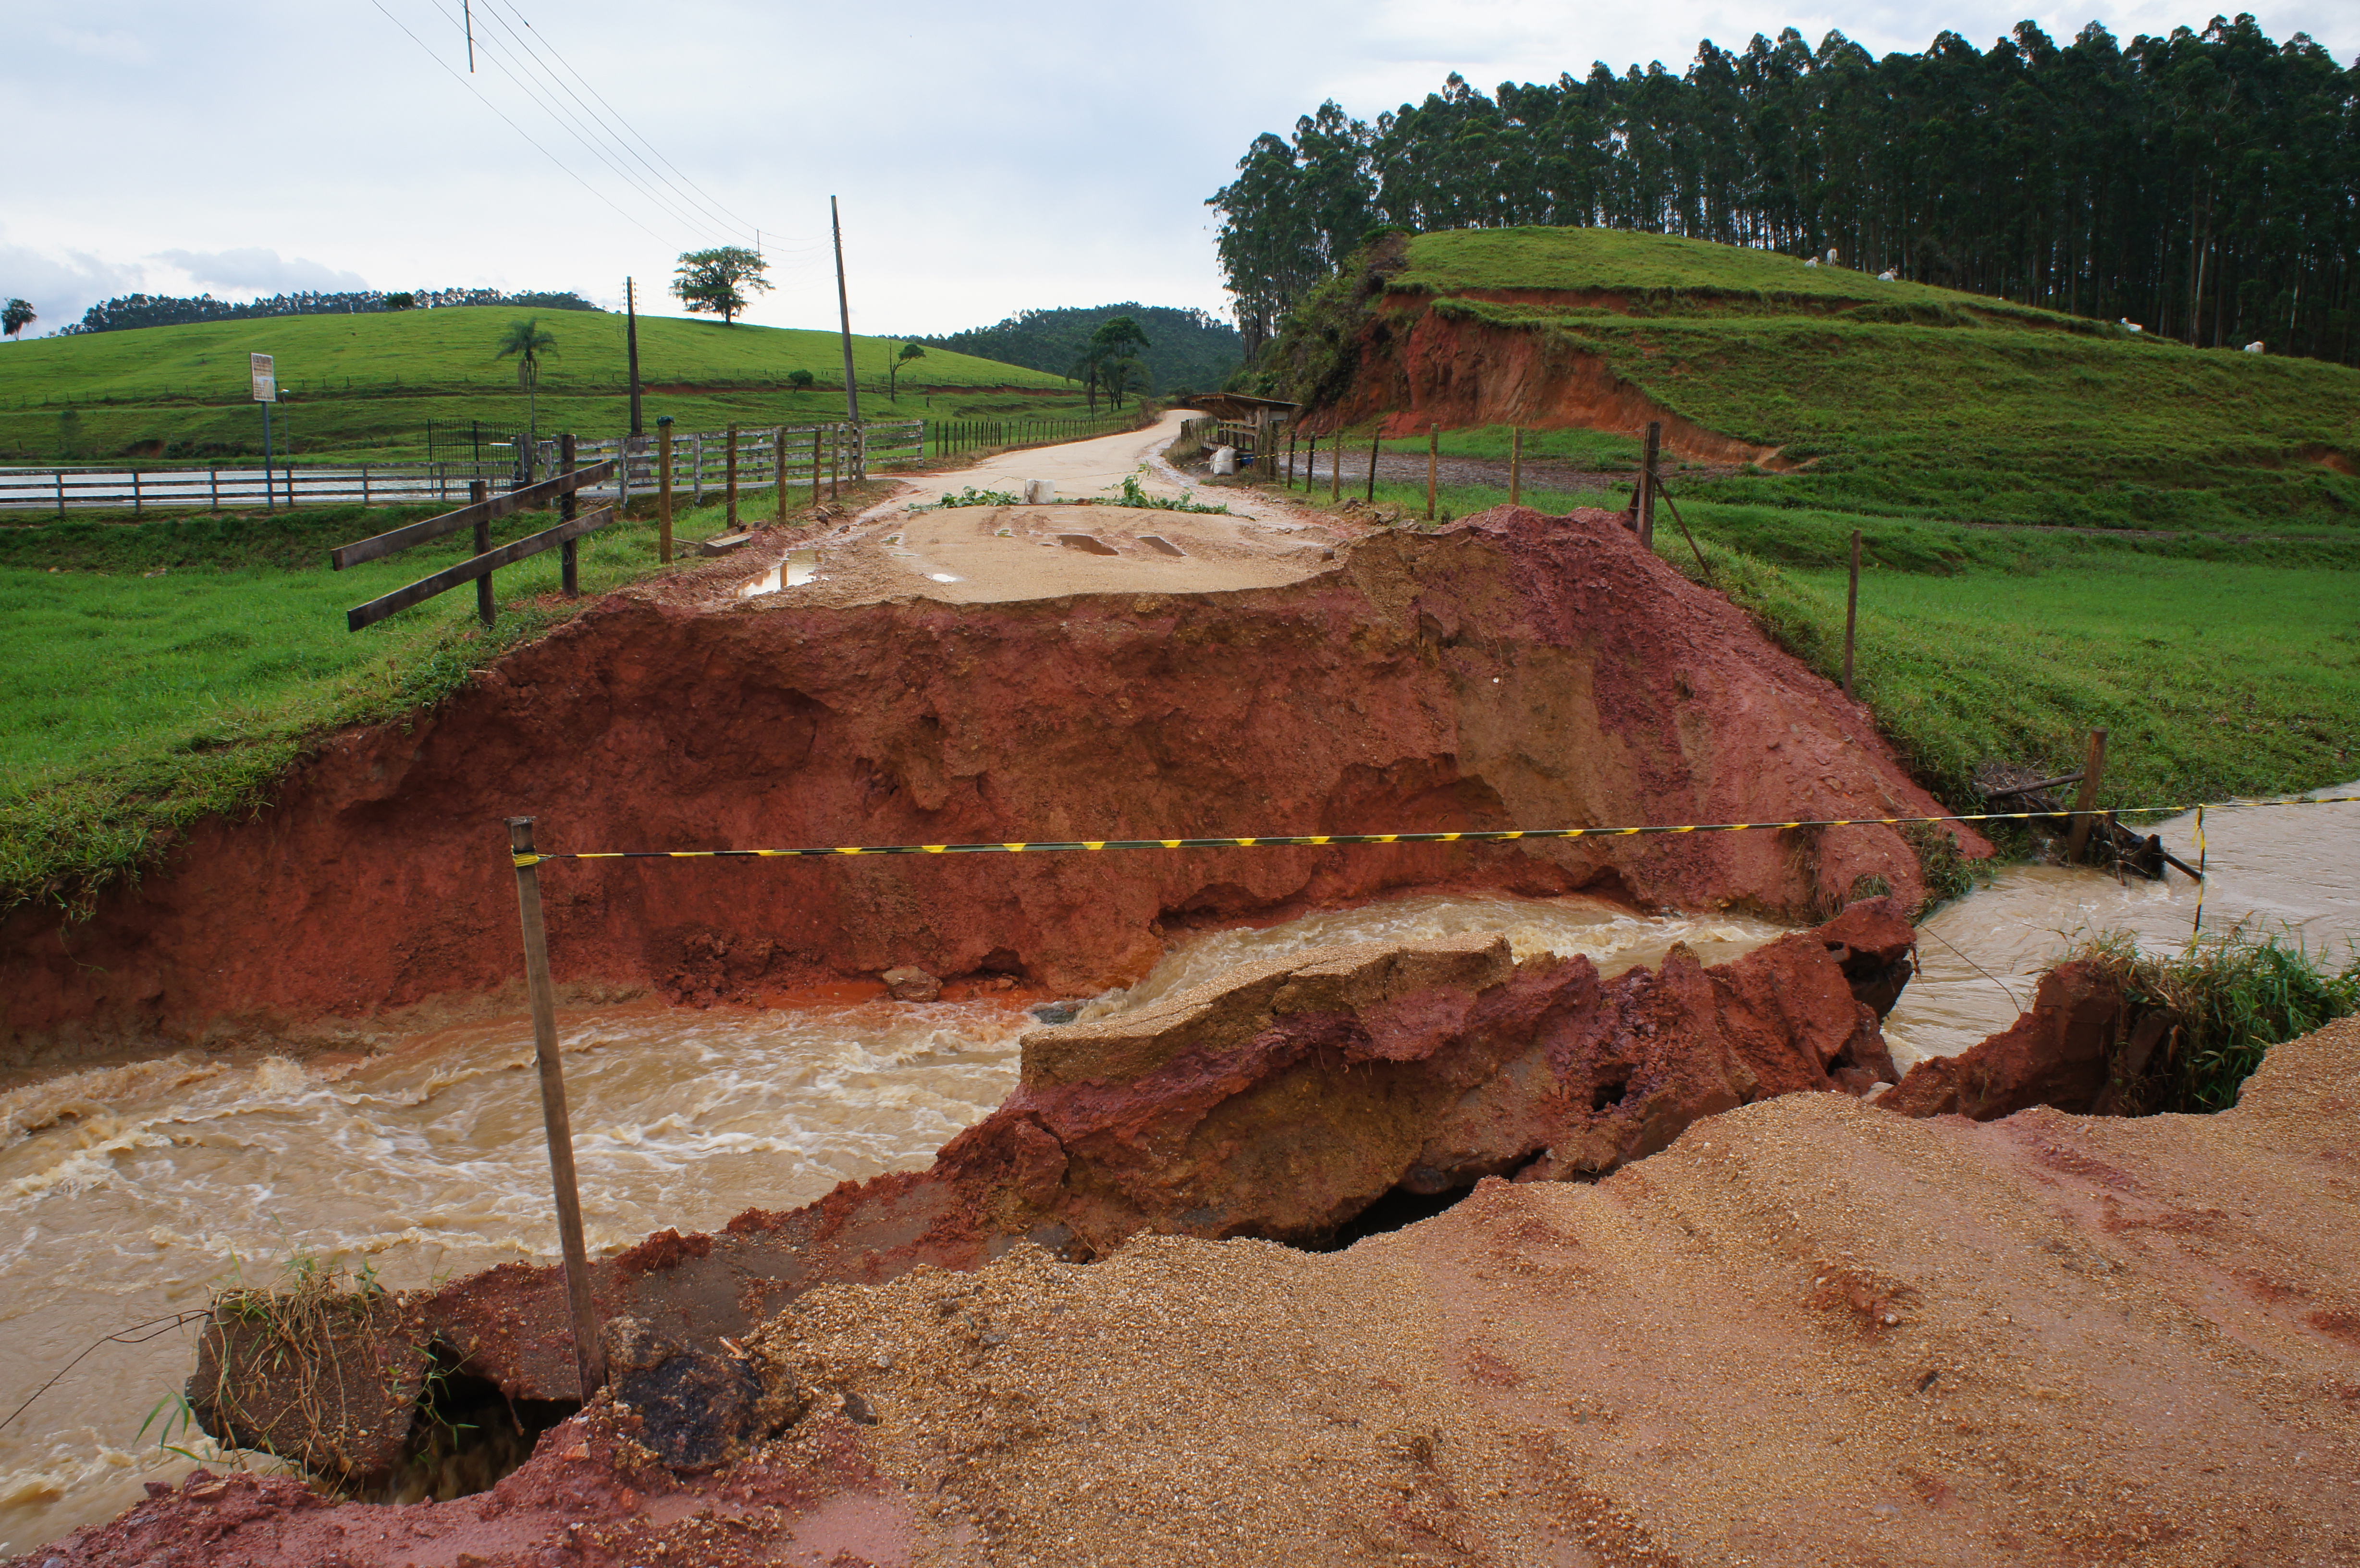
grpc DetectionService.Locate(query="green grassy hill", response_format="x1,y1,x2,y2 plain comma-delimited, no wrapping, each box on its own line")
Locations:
1272,227,2360,534
0,309,1085,464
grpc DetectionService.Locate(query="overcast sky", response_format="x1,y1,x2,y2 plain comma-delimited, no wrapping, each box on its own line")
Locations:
6,0,2353,340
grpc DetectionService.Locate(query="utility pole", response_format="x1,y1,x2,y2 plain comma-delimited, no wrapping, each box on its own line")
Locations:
464,0,475,71
832,196,861,477
625,278,642,437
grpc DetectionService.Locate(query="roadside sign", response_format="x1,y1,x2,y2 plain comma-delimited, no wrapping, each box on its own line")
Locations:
250,352,276,403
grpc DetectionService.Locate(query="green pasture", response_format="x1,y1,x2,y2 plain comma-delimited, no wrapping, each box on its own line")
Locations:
0,492,797,912
0,307,1096,464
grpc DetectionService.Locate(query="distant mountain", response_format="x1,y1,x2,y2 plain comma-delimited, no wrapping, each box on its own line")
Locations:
64,288,599,335
912,304,1242,394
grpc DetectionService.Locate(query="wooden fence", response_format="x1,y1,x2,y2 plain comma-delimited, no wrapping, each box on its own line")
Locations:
931,410,1152,459
332,436,615,632
0,462,516,514
536,420,924,506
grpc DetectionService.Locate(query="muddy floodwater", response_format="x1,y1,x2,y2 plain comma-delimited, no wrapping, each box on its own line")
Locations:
0,892,1783,1556
1884,782,2360,1067
4,787,2352,1556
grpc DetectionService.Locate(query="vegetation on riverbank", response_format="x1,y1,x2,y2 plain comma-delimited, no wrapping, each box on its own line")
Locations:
2081,929,2360,1113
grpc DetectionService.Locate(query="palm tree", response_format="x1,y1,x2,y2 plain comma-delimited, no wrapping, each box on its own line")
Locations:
494,318,559,448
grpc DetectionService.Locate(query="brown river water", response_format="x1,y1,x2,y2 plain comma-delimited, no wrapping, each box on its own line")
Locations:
3,789,2353,1555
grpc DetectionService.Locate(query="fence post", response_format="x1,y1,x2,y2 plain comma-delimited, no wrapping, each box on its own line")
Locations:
1366,434,1379,502
1509,427,1523,506
657,417,674,564
1843,530,1860,698
775,426,788,524
559,433,579,597
1426,424,1438,520
210,468,220,512
473,479,495,626
1286,427,1297,489
132,469,141,517
692,432,704,506
811,429,823,508
1640,421,1660,549
1330,429,1342,502
618,438,631,515
503,817,607,1403
725,422,740,530
2065,730,2110,863
830,428,840,500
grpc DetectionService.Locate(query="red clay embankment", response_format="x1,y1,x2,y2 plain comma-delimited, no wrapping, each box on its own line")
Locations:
1,507,1974,1054
1316,296,1783,466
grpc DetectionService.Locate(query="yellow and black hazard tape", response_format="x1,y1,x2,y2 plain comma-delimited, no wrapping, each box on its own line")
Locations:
510,793,2358,866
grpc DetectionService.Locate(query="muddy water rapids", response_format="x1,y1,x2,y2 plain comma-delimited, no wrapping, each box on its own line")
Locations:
2,789,2354,1554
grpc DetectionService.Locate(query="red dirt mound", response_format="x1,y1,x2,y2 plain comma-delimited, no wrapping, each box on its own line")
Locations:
3,508,1977,1054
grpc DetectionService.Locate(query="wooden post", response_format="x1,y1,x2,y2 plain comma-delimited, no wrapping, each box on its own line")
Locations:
656,417,674,564
558,433,579,596
811,429,823,508
1640,421,1660,549
1330,428,1343,502
132,469,141,516
775,426,788,524
725,422,740,530
504,817,607,1402
2065,729,2110,863
472,479,494,625
1367,433,1379,502
1286,427,1297,489
1426,423,1438,520
1843,529,1860,699
1509,427,1523,506
692,433,704,506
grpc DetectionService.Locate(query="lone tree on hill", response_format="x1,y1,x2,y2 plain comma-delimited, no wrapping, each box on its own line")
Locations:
2,299,33,340
788,368,815,389
888,341,925,401
493,317,559,446
672,247,772,325
1073,315,1151,413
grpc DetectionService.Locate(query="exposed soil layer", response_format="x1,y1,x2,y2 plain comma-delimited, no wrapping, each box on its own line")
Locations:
1313,298,1784,467
38,1015,2360,1567
2,506,1975,1056
199,902,1911,1457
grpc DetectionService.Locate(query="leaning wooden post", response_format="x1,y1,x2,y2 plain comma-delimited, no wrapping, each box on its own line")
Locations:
725,422,740,530
472,479,494,626
1509,427,1523,506
1366,432,1379,502
1640,420,1660,549
774,425,788,524
558,433,579,597
656,417,674,564
1843,529,1860,699
1426,423,1438,520
2065,729,2110,864
504,818,606,1402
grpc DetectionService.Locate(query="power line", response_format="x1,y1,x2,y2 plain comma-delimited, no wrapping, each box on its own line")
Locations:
370,0,674,246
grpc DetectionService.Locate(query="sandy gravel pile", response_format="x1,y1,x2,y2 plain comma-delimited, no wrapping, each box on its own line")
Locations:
744,1016,2359,1566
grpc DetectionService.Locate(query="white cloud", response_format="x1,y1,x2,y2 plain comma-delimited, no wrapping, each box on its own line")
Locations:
42,24,152,65
153,247,371,296
0,231,147,336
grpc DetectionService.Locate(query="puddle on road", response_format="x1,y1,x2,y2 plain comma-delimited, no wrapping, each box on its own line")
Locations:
738,549,820,598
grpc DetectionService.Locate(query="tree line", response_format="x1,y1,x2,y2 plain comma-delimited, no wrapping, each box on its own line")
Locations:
60,287,599,335
915,304,1244,393
1208,15,2360,364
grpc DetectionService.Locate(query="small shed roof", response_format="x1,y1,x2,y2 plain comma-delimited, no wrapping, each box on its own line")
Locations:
1175,392,1302,422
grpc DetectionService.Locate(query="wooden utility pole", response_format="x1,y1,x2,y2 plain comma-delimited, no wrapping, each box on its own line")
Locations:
1843,529,1860,698
831,196,862,477
1639,421,1660,549
1426,424,1438,520
656,417,674,564
2065,730,2110,863
1509,427,1523,507
625,278,643,438
725,422,740,530
558,433,579,596
504,817,606,1403
471,478,493,625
